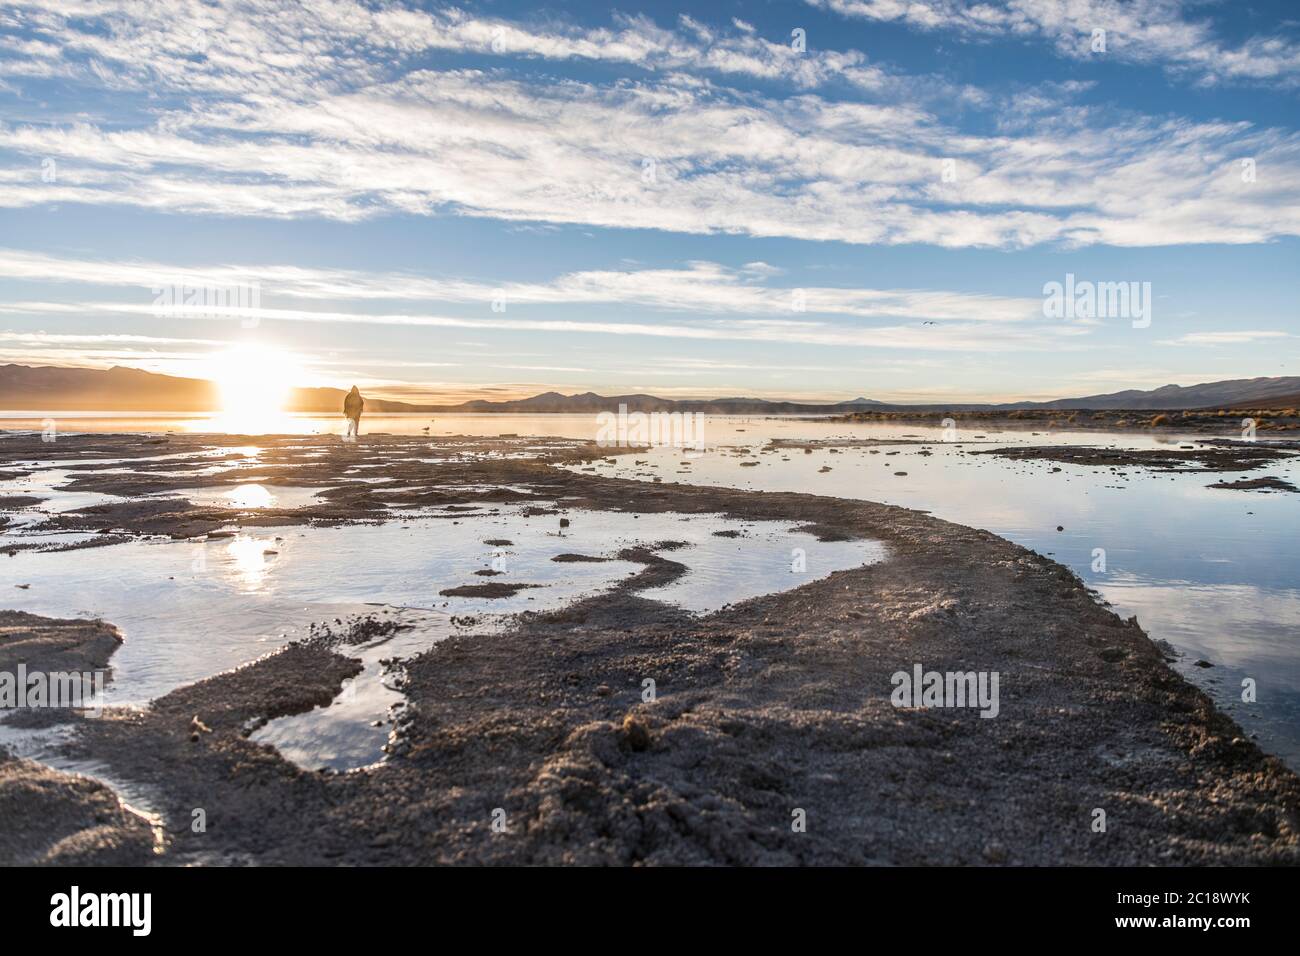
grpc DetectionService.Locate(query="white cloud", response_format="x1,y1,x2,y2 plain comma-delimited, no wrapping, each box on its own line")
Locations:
4,297,1091,354
1,66,1296,247
0,330,226,346
0,1,1295,251
807,0,1300,85
0,249,1044,322
0,0,890,94
1158,330,1293,345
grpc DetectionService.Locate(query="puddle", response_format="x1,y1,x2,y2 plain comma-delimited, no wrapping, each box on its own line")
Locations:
1,466,126,524
5,499,883,772
637,522,883,612
248,607,460,772
253,520,883,772
166,484,322,510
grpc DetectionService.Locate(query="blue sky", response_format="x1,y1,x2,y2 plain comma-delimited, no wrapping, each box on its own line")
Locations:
0,0,1297,403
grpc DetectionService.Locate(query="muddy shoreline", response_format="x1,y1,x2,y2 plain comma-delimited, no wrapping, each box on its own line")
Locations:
968,440,1300,473
0,612,159,864
2,432,1298,864
822,407,1300,434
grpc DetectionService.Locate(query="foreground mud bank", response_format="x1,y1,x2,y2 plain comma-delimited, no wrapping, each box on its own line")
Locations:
1,432,1298,865
0,612,157,865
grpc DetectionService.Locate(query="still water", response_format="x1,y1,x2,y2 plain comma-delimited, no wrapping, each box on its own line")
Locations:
579,416,1300,769
2,411,1297,770
2,473,881,769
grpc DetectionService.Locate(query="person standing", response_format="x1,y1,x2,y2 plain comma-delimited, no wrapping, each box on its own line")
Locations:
343,385,364,440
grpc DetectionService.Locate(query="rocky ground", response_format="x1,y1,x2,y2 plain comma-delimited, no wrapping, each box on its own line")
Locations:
1,431,1298,865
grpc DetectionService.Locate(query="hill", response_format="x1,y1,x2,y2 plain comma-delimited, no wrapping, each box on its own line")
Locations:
3,364,1298,415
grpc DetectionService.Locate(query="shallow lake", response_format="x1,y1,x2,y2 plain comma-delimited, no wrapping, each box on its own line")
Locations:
2,411,1297,771
1,479,882,770
577,415,1300,769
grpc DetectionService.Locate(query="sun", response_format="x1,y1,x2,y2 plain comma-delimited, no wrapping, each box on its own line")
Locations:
203,345,301,431
210,345,293,415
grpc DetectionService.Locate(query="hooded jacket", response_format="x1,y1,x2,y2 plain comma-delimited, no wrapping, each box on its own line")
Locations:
343,387,364,419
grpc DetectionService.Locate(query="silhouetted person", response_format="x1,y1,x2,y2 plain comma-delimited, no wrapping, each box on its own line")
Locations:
344,385,364,440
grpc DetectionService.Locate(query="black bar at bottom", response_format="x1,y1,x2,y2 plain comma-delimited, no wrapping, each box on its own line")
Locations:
6,865,1286,940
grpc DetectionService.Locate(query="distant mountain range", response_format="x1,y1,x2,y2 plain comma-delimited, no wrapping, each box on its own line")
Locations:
1,364,1297,415
439,391,889,414
1024,377,1300,411
0,365,421,413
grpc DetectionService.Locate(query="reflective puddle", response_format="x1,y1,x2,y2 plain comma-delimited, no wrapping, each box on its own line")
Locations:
164,484,323,510
4,497,884,771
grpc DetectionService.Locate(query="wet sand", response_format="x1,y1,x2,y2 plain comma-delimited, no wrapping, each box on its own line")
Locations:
1,431,1298,864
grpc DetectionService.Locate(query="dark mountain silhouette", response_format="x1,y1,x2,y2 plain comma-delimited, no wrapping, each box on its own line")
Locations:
0,365,419,413
0,364,221,412
1024,377,1300,410
2,364,1297,414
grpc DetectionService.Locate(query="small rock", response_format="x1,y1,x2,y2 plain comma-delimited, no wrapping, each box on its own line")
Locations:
1099,647,1128,663
595,684,611,697
983,841,1008,864
622,712,651,751
1194,659,1214,668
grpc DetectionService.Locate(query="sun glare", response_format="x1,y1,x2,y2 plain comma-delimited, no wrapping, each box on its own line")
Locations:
200,345,302,434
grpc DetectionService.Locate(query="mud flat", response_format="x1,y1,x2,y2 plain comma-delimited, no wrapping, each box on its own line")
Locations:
0,612,157,865
826,407,1300,434
1207,476,1299,493
1,432,1298,864
968,440,1298,473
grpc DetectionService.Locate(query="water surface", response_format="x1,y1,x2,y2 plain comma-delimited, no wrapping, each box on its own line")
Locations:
578,416,1300,767
3,412,1296,770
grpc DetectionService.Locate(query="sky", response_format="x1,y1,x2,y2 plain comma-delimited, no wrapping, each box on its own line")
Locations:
0,0,1297,404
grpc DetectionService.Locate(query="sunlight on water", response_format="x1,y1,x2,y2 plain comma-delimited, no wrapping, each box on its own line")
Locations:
182,411,307,434
2,413,1296,771
222,483,274,508
3,494,883,773
167,483,321,510
225,534,278,590
203,344,300,424
3,501,882,705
